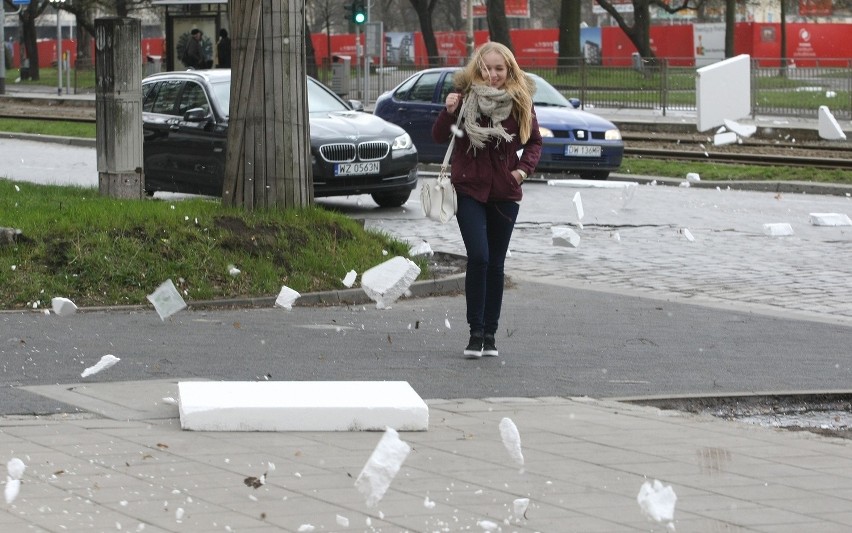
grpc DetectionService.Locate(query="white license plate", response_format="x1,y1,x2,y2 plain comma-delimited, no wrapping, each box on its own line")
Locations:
335,162,380,176
565,145,602,157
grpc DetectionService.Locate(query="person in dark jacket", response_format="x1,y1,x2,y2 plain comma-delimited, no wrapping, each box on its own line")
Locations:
183,28,204,69
217,28,231,68
432,42,542,359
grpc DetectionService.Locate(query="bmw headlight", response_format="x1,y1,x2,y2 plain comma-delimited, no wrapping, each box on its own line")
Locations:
605,129,622,141
392,133,413,150
539,126,554,138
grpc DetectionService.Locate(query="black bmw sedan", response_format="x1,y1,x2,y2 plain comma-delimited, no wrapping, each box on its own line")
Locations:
141,69,418,207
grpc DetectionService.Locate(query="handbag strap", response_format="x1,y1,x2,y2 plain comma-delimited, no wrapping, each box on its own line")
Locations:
440,96,468,174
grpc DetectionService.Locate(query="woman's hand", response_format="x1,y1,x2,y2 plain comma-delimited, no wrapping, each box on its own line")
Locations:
445,93,461,114
511,170,523,184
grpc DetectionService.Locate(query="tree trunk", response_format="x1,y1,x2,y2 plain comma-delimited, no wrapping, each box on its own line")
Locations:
725,0,735,58
486,0,512,52
20,3,39,81
409,0,440,66
223,0,312,210
557,0,581,70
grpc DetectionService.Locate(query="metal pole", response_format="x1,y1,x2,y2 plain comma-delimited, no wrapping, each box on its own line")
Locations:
0,0,6,95
56,4,63,95
466,0,474,59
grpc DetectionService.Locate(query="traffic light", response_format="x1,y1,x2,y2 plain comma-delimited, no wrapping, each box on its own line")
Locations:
351,0,366,25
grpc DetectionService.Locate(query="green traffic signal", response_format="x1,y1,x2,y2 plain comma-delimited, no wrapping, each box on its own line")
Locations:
352,0,366,25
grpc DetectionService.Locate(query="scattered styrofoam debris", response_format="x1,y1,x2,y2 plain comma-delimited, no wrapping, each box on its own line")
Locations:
81,354,121,378
513,497,530,519
408,241,434,257
355,427,411,507
637,479,677,523
274,285,301,310
147,279,187,321
551,226,580,248
763,223,794,236
499,417,524,468
686,172,700,183
6,457,26,501
228,264,241,276
336,515,349,527
361,256,421,309
51,297,78,317
681,228,695,242
714,131,738,146
679,181,691,188
342,270,357,288
819,106,847,141
809,213,852,226
723,118,757,138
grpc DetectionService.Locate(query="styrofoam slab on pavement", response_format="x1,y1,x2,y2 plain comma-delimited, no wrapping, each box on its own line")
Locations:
178,381,429,432
547,179,638,189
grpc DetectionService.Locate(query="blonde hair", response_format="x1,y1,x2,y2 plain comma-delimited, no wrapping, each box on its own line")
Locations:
453,42,536,144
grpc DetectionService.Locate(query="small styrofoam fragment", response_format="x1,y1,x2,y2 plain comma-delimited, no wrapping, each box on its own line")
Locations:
681,228,695,242
408,241,433,257
355,427,411,507
723,119,757,138
51,297,78,317
7,458,26,480
228,265,241,276
551,226,580,248
809,213,852,226
274,285,301,310
637,479,677,523
714,131,738,146
336,515,350,527
513,497,530,518
685,172,700,183
81,354,121,378
146,279,187,321
763,223,794,236
572,192,584,220
361,256,421,309
342,270,357,288
679,181,691,188
818,106,847,141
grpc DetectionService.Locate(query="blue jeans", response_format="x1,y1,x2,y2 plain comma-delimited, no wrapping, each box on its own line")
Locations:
456,194,520,336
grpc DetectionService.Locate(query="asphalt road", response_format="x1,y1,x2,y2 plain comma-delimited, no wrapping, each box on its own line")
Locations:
2,138,852,415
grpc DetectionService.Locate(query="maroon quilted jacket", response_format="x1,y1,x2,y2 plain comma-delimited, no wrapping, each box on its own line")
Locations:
432,95,542,203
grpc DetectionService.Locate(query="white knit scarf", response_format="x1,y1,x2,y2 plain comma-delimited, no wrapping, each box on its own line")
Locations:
462,83,515,150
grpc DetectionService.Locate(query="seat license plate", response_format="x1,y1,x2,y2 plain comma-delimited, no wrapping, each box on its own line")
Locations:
565,145,601,157
335,162,380,176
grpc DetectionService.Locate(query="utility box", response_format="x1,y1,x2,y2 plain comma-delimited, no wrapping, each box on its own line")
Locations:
331,54,350,97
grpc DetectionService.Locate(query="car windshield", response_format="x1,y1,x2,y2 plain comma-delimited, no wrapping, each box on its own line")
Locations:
211,81,231,116
210,77,349,118
531,76,572,108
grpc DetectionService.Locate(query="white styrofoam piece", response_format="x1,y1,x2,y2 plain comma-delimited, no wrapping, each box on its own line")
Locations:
552,226,580,248
547,179,638,189
274,285,301,309
714,131,738,146
355,427,411,507
809,213,852,226
361,256,421,309
51,297,78,316
818,106,848,141
408,241,433,257
178,381,429,432
723,119,757,138
685,172,701,182
146,279,187,321
762,223,794,236
681,228,695,242
697,54,751,132
572,191,584,220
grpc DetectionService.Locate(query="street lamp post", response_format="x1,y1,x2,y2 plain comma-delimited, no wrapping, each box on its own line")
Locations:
50,0,65,95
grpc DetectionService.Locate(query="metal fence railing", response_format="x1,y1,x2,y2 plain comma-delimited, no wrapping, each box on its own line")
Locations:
319,56,852,120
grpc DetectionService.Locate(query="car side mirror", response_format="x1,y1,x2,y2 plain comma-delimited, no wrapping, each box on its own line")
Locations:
184,108,210,122
568,98,581,109
347,99,364,112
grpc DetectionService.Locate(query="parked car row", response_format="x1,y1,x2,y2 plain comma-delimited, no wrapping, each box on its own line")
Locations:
140,68,624,205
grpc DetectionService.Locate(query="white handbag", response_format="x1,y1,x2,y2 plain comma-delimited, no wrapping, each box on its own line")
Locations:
421,98,466,224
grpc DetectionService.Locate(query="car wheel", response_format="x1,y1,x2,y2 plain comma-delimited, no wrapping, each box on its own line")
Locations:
372,190,411,208
579,171,609,180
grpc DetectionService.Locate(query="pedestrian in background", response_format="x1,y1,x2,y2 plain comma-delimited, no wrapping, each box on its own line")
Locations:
432,42,542,359
183,28,204,69
217,29,231,68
